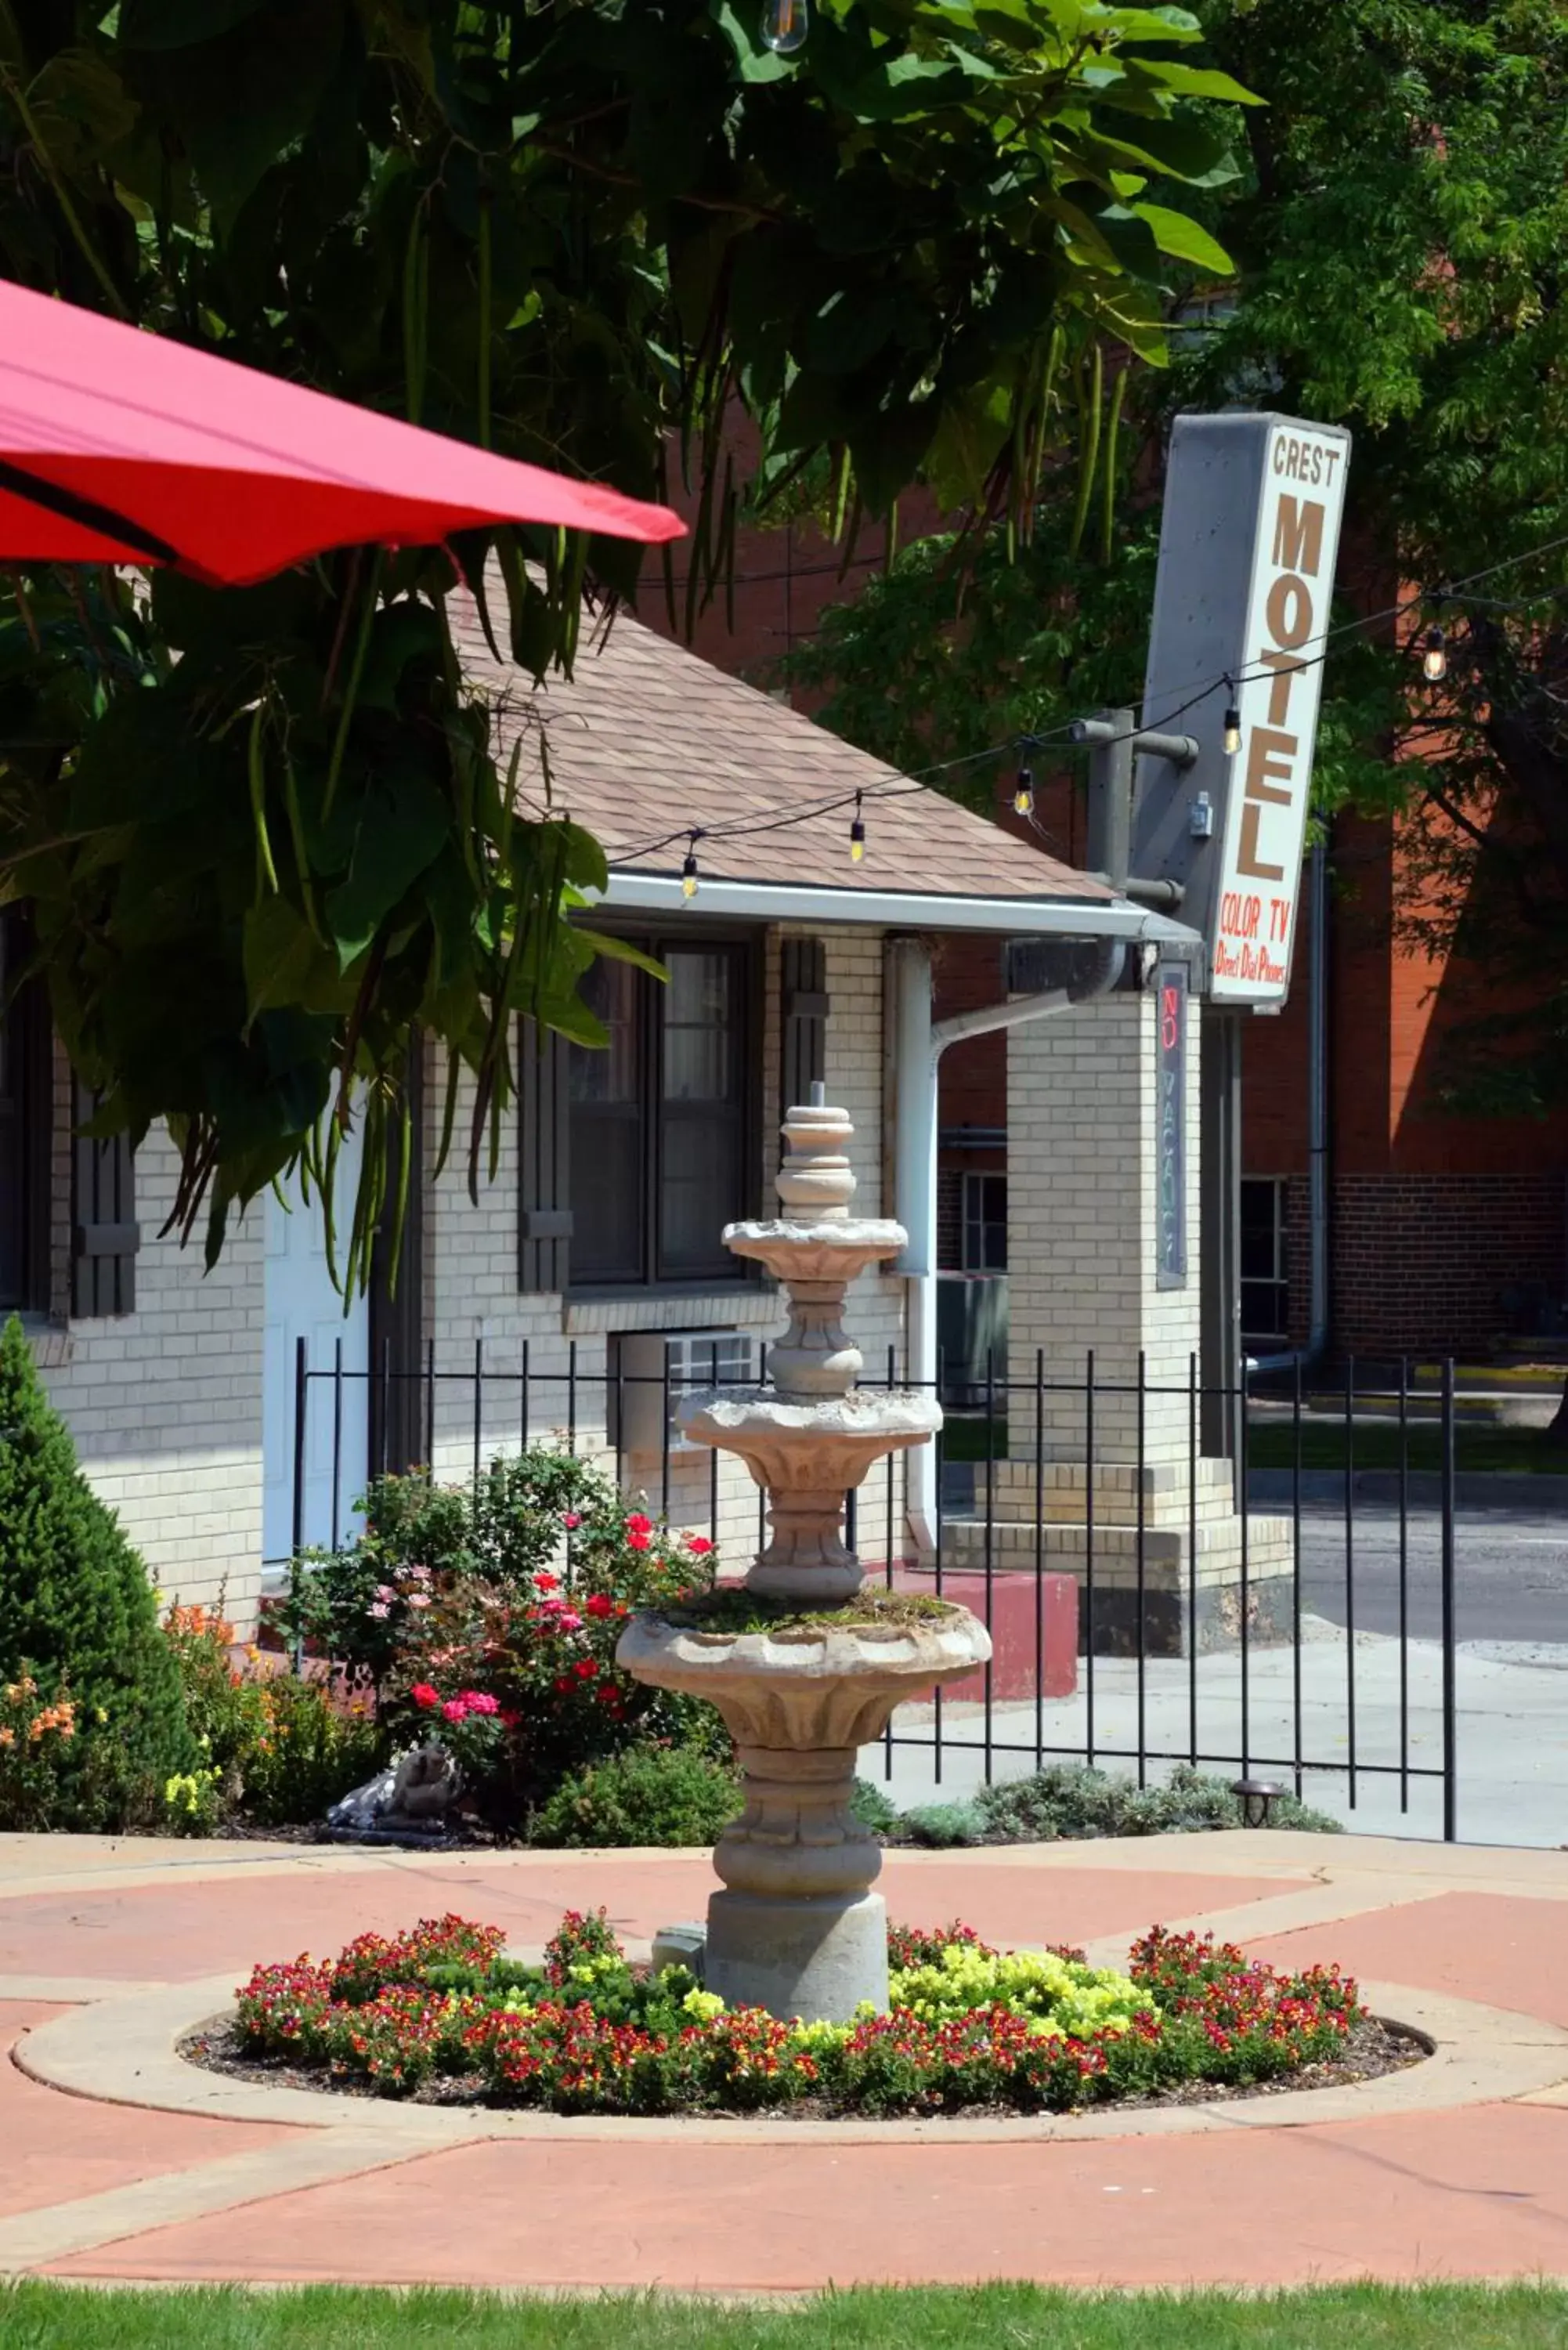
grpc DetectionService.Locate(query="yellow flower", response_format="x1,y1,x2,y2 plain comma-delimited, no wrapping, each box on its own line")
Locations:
681,1987,726,2023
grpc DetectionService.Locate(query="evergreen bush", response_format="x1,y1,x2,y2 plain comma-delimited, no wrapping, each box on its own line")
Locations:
529,1744,742,1849
0,1316,194,1828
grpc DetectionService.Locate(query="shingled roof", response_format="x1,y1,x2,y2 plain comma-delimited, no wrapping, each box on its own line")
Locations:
452,597,1109,909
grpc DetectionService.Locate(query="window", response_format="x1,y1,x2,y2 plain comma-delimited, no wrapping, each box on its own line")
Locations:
568,938,753,1288
1241,1177,1289,1344
961,1171,1008,1273
0,910,48,1314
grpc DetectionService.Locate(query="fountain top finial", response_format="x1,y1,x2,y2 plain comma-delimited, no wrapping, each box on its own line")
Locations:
775,1097,855,1221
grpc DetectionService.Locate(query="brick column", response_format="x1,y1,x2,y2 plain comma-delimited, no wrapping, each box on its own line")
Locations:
1006,990,1200,1462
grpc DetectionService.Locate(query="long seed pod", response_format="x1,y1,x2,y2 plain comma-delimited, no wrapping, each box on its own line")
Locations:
1100,360,1127,566
1068,340,1104,561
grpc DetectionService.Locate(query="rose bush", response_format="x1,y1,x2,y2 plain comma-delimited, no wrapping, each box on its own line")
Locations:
229,1910,1376,2118
280,1452,722,1817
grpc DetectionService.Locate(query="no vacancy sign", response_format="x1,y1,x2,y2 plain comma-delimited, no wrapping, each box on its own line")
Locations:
1130,414,1351,1006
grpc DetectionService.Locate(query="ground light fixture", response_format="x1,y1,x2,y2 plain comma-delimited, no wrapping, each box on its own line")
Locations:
1231,1776,1287,1827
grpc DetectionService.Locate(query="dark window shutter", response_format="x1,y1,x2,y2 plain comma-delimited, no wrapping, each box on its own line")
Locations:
780,938,829,1115
370,1041,425,1474
518,1017,572,1293
71,1080,139,1317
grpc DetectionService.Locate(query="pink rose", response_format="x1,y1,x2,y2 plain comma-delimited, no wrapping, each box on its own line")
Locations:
409,1565,432,1583
374,1584,397,1603
368,1601,390,1620
441,1698,468,1724
562,1512,581,1531
462,1691,499,1716
558,1611,583,1634
407,1592,431,1610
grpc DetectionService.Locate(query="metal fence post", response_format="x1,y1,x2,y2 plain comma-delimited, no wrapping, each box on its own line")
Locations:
1441,1357,1458,1842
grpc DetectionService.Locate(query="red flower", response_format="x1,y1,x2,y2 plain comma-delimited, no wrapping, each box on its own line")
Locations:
410,1683,439,1711
626,1530,651,1552
625,1513,653,1536
553,1676,573,1694
441,1697,468,1724
562,1512,581,1531
535,1573,561,1593
685,1535,714,1556
584,1593,615,1620
595,1683,620,1705
500,1709,522,1730
574,1658,598,1680
461,1690,500,1716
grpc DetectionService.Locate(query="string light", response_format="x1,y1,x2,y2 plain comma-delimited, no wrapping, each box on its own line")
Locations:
681,830,702,901
761,0,808,51
1012,765,1035,817
1422,624,1448,682
849,790,866,862
1222,681,1242,757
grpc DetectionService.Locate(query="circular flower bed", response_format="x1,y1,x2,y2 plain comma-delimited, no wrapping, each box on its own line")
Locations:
212,1909,1415,2119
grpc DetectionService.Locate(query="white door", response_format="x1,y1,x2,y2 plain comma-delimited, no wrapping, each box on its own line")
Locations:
262,1125,371,1564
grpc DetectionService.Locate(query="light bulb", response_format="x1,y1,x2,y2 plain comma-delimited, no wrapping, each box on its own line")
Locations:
1012,766,1035,817
849,795,866,862
1223,702,1242,757
681,833,699,901
1422,624,1447,682
761,0,808,52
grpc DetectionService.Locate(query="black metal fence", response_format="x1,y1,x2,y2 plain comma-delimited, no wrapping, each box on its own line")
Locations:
285,1340,1472,1842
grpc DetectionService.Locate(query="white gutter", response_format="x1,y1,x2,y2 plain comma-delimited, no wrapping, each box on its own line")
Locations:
598,870,1195,945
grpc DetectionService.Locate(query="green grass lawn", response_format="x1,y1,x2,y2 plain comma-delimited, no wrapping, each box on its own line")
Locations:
1245,1417,1568,1475
4,2283,1568,2348
946,1412,1568,1473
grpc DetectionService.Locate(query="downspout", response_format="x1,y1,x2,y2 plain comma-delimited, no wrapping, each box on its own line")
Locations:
891,934,1125,1554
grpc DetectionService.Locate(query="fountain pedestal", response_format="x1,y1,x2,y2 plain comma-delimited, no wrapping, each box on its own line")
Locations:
617,1097,991,2021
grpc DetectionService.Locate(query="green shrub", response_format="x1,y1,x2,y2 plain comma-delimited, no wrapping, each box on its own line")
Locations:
161,1602,385,1830
0,1317,194,1828
529,1744,742,1848
884,1764,1341,1848
850,1776,899,1835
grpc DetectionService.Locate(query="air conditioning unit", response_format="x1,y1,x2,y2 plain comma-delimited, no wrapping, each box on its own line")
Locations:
611,1330,761,1458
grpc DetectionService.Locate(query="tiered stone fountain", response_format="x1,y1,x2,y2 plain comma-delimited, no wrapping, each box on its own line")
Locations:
618,1090,992,2022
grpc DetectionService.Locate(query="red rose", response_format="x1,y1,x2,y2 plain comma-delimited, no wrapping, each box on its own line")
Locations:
441,1697,468,1724
410,1683,439,1711
626,1530,651,1551
584,1593,615,1620
625,1513,653,1536
685,1535,714,1556
500,1709,522,1730
595,1683,620,1705
562,1512,581,1530
574,1658,597,1680
553,1676,573,1694
534,1572,561,1593
462,1690,500,1716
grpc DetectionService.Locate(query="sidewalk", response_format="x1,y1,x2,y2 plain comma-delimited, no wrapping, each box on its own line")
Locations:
2,1829,1568,2292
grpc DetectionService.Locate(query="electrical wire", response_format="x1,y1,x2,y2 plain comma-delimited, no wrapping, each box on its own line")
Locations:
597,529,1568,867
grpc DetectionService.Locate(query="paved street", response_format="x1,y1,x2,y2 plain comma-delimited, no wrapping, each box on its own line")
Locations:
1297,1501,1568,1649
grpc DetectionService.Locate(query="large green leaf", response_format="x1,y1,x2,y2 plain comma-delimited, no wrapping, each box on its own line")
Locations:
1130,201,1234,276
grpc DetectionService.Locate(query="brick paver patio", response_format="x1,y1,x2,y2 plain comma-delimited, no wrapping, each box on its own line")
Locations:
4,1828,1568,2291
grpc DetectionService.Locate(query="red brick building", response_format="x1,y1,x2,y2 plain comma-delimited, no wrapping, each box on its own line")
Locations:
646,508,1568,1365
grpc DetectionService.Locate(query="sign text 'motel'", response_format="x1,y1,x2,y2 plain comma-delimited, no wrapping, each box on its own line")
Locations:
1155,960,1187,1289
1131,414,1352,1007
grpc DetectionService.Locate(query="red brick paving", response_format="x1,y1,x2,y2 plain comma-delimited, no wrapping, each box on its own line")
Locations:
0,1856,1299,1983
1249,1894,1568,2027
48,2104,1568,2291
0,2004,301,2221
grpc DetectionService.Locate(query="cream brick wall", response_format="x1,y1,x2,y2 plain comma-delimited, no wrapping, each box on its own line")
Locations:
34,1099,266,1626
419,920,913,1574
1006,987,1201,1462
26,919,917,1630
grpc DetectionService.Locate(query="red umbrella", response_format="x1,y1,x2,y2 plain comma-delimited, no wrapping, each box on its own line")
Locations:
0,279,682,583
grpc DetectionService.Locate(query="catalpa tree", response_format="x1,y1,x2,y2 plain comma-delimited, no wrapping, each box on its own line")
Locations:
0,0,1252,1271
